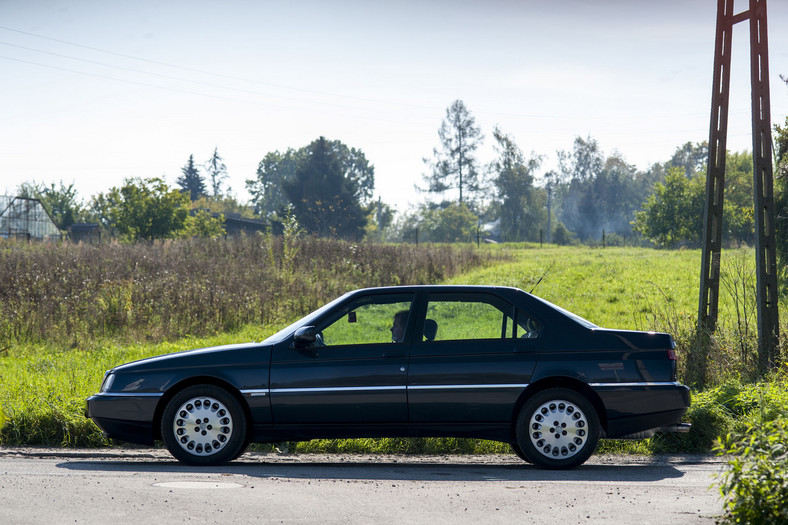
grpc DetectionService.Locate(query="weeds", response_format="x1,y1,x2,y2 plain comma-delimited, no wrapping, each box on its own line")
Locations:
714,382,788,524
0,236,496,347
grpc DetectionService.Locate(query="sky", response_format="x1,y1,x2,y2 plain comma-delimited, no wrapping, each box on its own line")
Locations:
2,0,788,212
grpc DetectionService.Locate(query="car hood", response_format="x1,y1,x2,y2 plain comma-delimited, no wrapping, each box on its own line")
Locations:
112,341,269,373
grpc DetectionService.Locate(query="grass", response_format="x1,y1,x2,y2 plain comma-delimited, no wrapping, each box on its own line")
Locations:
0,325,278,446
448,245,700,331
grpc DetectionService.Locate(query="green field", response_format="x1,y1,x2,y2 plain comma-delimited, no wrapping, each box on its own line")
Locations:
0,242,784,453
448,245,701,331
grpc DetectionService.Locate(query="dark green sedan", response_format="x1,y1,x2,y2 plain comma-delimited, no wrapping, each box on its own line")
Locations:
86,285,690,469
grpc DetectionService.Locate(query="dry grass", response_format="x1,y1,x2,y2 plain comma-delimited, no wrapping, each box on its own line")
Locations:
0,235,497,347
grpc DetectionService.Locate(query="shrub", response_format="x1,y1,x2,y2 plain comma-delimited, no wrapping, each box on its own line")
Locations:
716,417,788,524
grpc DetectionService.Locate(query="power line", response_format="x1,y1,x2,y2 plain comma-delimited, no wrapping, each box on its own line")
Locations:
0,25,436,111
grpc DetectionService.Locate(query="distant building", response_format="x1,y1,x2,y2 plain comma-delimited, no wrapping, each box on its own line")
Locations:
192,210,270,237
0,196,61,240
68,223,101,243
221,213,269,236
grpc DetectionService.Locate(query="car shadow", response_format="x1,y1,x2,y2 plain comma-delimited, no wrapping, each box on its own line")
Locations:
57,457,688,483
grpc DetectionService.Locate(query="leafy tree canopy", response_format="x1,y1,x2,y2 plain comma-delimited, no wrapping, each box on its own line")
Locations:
667,141,709,178
247,137,374,239
489,127,544,242
395,202,479,244
632,167,706,248
182,209,226,239
95,177,190,241
281,137,372,240
247,148,302,219
774,117,788,265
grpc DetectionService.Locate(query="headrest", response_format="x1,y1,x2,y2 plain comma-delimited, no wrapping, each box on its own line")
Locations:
423,319,438,341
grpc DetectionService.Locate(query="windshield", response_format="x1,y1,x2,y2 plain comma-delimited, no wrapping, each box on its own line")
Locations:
260,291,352,344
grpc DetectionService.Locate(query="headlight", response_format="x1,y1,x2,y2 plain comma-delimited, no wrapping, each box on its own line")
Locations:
100,372,115,393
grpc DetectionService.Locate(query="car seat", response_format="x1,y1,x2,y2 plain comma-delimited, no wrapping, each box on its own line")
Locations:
423,319,438,341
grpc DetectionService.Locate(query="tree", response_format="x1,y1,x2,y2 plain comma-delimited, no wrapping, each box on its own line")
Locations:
189,194,255,218
182,210,226,238
632,167,706,248
489,127,544,242
282,137,371,239
667,141,709,178
554,136,605,240
421,202,479,243
247,148,301,218
773,116,788,265
721,151,755,246
422,100,484,205
331,140,375,205
177,155,206,201
395,202,479,243
97,177,190,241
204,147,229,197
553,137,648,241
557,136,604,184
17,180,83,230
365,199,396,242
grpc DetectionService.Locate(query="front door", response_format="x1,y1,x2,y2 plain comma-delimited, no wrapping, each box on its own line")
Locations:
270,293,414,424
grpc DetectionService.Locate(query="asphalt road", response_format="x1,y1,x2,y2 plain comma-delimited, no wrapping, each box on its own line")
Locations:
0,448,726,524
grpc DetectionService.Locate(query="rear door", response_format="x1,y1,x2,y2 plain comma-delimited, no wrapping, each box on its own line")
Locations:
407,291,539,423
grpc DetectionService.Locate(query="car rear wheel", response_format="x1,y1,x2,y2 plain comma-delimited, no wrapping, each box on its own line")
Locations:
161,385,248,466
509,442,533,463
515,388,600,469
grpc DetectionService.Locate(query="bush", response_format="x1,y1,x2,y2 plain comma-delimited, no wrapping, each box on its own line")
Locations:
716,417,788,524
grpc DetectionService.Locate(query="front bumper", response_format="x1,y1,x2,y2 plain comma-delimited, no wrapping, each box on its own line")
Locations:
85,393,162,446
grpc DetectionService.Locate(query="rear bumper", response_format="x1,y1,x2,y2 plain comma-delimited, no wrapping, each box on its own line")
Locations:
592,382,691,438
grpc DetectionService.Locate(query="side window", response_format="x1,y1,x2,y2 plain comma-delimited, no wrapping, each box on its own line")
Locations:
424,293,515,341
319,295,413,346
516,309,543,339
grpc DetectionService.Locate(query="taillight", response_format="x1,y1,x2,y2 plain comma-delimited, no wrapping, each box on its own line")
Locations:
667,348,677,361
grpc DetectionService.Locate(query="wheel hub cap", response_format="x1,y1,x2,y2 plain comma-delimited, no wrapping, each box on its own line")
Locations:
172,397,233,456
529,399,588,459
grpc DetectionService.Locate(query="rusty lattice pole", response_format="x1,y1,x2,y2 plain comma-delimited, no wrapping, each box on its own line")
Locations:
698,0,779,376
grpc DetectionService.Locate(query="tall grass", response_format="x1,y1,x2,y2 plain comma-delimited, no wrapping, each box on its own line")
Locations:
0,235,496,347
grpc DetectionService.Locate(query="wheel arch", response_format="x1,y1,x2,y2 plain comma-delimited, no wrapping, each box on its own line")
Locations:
510,377,607,441
152,376,253,442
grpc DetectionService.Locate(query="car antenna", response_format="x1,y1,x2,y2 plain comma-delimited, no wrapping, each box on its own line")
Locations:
529,260,556,294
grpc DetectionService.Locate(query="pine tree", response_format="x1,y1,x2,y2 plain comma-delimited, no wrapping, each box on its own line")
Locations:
176,155,206,201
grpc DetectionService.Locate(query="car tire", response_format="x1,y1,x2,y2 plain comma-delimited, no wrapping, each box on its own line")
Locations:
509,442,533,463
161,385,248,466
515,388,600,470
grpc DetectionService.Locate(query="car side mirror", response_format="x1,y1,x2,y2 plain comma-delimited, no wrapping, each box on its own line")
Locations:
292,326,317,348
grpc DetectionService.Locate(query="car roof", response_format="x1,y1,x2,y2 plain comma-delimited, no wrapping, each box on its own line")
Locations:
348,284,524,294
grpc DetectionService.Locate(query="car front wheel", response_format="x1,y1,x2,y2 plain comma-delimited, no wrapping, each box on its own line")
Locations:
515,388,600,469
161,385,248,466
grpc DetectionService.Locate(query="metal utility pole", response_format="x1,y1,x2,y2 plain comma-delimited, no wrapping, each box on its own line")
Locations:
698,0,779,374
